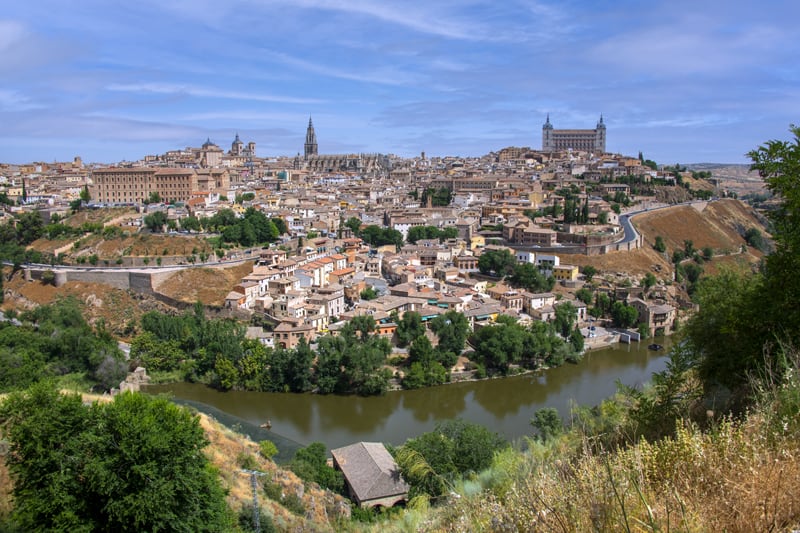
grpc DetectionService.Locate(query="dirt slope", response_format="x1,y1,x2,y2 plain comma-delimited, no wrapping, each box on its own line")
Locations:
565,199,766,282
634,199,766,254
154,262,255,306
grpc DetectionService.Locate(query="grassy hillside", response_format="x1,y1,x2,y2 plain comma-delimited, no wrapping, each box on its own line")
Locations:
371,359,800,532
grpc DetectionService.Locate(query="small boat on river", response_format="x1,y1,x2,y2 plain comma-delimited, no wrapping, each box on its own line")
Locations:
647,343,663,351
260,420,272,430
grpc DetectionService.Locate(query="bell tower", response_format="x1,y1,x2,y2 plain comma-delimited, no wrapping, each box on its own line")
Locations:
304,117,318,160
542,114,554,151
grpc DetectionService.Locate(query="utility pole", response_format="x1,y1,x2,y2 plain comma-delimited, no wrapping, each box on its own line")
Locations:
240,469,267,532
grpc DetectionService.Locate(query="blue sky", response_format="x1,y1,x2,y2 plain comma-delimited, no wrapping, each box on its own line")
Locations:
1,0,798,164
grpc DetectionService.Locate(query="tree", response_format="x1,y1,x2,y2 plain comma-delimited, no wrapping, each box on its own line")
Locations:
477,248,516,277
146,191,162,204
576,287,593,305
654,235,667,253
399,419,507,498
181,215,201,232
143,211,167,232
360,286,378,300
259,440,279,460
470,318,531,373
290,442,344,494
611,301,638,328
553,301,577,338
16,211,44,245
530,407,562,441
344,216,362,235
0,384,232,531
642,272,657,292
582,265,597,281
429,311,470,357
396,311,425,348
509,262,554,292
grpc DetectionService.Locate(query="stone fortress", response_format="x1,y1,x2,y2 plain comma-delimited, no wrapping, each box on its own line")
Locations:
542,114,606,153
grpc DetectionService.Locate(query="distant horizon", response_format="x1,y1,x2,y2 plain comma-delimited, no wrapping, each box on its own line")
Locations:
2,1,797,165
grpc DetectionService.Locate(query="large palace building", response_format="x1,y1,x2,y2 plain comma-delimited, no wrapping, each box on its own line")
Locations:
91,167,229,204
542,114,606,153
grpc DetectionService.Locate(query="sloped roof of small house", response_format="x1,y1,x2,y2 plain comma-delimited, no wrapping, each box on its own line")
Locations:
331,442,409,503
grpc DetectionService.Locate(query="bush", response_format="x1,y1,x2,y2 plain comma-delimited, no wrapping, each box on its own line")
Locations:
237,452,259,470
259,440,279,460
41,269,56,286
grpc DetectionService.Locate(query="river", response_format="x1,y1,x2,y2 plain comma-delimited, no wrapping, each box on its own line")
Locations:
146,339,671,450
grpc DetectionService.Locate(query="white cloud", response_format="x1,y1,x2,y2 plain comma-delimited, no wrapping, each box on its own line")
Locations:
0,89,42,112
106,83,324,105
0,20,26,52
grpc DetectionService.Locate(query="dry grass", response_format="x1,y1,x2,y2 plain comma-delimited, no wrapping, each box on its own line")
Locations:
155,262,254,306
416,413,800,533
198,411,349,531
2,270,168,338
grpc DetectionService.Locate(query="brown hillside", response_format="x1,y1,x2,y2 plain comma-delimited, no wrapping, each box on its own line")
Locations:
634,199,766,255
94,233,214,258
565,200,766,283
155,262,255,306
2,270,173,338
62,207,137,227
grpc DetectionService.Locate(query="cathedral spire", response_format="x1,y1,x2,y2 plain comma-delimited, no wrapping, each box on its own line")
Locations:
304,116,318,159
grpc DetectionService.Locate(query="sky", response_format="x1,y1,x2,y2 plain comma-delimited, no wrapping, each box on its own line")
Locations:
1,0,798,165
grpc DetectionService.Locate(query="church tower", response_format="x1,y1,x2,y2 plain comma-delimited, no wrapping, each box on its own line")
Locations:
304,117,318,159
542,114,554,151
594,114,606,153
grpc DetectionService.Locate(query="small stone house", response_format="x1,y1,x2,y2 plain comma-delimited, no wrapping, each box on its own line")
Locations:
330,442,409,509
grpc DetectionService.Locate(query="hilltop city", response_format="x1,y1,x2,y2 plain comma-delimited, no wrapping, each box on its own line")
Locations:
1,115,759,358
0,115,785,530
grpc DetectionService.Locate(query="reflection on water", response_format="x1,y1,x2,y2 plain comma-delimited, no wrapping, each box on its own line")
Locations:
146,338,671,449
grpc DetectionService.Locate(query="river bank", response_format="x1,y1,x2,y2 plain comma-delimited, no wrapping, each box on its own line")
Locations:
146,338,671,450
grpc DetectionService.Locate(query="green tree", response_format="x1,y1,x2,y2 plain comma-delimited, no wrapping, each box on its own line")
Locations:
553,301,577,338
0,384,232,532
429,311,470,358
146,191,162,204
143,211,168,232
16,211,44,245
530,407,562,441
80,185,91,203
509,262,554,292
582,265,598,281
642,272,657,292
399,419,507,498
470,318,531,374
396,311,425,348
654,235,667,253
259,440,279,460
344,216,362,235
611,301,638,328
290,442,344,494
181,215,201,232
360,286,379,300
576,287,593,305
477,248,516,277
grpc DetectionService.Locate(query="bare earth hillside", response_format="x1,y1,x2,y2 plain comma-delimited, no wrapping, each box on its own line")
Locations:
564,199,766,284
634,199,766,255
154,262,255,306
